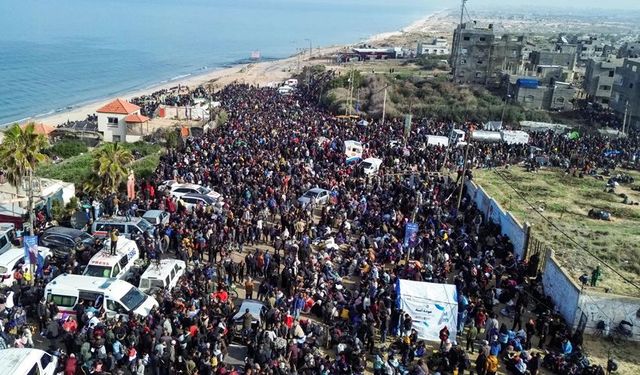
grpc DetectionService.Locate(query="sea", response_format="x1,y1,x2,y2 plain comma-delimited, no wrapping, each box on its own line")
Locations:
0,0,437,126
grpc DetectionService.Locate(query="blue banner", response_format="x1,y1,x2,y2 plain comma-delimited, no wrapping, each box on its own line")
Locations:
23,235,38,265
403,222,419,248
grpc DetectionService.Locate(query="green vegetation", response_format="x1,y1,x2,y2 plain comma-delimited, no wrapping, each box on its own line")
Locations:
320,66,551,123
0,123,49,233
46,138,88,158
474,167,640,297
37,141,162,191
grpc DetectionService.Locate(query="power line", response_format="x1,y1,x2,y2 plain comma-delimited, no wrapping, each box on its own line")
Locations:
491,169,640,292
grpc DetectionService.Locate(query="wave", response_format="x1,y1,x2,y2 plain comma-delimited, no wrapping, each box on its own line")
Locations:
170,73,192,81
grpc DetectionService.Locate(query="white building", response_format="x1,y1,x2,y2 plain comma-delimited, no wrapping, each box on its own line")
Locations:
417,38,450,56
96,98,149,143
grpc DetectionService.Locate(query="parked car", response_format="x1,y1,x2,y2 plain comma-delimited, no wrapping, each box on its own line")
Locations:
231,300,267,341
169,183,222,201
0,223,20,255
142,210,170,226
91,217,155,239
38,226,96,261
178,193,223,212
298,188,331,207
0,247,52,288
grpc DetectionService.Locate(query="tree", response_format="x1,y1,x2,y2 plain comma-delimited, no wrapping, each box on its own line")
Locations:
92,143,133,195
0,123,48,234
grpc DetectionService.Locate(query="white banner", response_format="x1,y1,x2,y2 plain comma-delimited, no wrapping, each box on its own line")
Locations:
397,279,458,343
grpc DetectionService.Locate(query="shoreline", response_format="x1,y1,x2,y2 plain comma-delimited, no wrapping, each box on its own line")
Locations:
9,9,453,128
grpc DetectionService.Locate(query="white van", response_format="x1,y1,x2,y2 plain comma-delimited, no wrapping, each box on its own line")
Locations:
83,236,140,281
45,274,158,320
0,348,58,375
138,259,186,294
344,140,363,163
278,85,294,95
361,157,382,176
285,78,298,87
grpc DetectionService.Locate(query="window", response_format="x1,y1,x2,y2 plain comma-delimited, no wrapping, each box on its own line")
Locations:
556,97,565,103
107,117,118,126
112,262,121,277
463,36,470,41
0,235,7,250
27,364,40,375
106,299,127,314
118,255,128,268
633,66,637,72
40,353,53,370
477,60,484,65
479,37,486,42
475,72,482,78
609,70,615,77
524,95,535,103
47,293,77,307
599,85,611,91
630,83,634,89
165,275,170,286
112,135,121,142
170,268,176,279
602,98,610,104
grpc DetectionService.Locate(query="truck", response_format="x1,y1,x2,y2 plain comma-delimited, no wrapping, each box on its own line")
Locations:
426,135,449,147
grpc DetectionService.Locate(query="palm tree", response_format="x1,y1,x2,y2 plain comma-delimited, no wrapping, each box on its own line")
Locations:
0,123,49,233
92,143,133,195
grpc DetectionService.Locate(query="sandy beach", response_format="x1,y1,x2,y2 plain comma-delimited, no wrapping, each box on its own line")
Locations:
25,10,456,128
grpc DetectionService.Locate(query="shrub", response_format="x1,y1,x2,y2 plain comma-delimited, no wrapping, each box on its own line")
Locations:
47,139,88,158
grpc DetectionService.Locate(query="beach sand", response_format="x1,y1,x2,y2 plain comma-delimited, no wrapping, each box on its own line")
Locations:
27,10,457,128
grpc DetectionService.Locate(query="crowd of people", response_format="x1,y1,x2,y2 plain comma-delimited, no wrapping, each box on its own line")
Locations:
129,86,210,118
1,71,636,375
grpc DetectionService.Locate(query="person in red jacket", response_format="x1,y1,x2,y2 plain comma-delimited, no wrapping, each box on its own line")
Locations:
64,353,78,375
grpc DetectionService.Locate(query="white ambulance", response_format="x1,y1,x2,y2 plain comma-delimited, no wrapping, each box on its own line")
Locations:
82,236,140,282
45,274,158,320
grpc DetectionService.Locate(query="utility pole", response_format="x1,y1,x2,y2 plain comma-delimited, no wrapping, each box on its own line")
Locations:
305,39,312,59
622,99,629,135
382,88,387,126
452,0,468,80
456,140,471,210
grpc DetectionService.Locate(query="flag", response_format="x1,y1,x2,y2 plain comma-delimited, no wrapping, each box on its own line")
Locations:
403,222,419,248
23,235,38,265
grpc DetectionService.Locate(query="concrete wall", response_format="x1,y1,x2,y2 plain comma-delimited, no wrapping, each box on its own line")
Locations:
576,291,640,338
465,179,527,259
467,178,640,341
97,113,127,142
542,250,581,325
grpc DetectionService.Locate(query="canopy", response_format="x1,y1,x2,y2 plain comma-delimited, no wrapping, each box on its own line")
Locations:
396,279,458,343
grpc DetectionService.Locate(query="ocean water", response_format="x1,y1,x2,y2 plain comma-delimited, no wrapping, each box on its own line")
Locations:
0,0,437,126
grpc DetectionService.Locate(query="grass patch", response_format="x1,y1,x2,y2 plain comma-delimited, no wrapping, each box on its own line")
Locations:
37,141,163,187
474,167,640,297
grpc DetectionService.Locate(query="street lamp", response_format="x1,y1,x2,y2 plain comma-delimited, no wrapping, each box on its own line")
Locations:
304,39,312,58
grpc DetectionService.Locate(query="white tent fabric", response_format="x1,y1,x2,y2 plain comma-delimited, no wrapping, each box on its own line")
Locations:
396,279,458,343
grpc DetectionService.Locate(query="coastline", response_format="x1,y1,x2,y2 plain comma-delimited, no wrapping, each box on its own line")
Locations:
12,9,453,128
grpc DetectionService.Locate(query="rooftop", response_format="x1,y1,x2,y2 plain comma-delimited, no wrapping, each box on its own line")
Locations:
96,98,140,115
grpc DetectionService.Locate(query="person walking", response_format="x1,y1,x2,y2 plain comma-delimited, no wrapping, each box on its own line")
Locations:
466,322,478,353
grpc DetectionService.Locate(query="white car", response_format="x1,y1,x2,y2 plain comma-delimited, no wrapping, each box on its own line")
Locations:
298,188,331,207
169,183,222,201
0,247,52,288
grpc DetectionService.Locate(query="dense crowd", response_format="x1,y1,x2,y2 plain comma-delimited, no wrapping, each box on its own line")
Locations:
130,86,210,118
2,75,636,375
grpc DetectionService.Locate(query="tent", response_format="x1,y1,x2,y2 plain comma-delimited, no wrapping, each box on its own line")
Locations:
396,279,458,343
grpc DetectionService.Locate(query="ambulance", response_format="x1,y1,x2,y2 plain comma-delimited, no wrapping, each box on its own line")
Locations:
82,236,140,281
45,274,158,320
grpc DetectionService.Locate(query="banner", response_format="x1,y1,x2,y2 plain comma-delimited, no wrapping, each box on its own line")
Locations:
397,279,458,343
404,114,412,139
23,235,39,265
403,222,419,248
